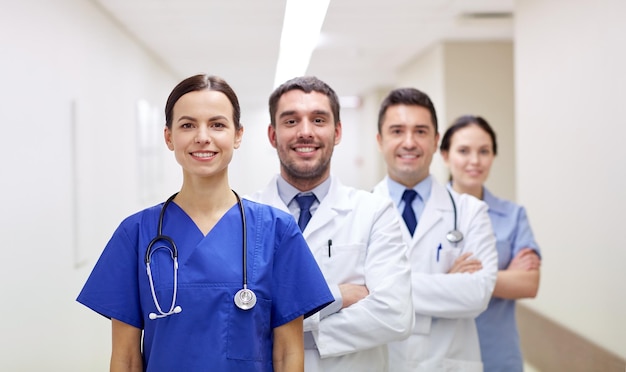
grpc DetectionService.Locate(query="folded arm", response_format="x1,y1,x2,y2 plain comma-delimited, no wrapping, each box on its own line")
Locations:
313,201,413,358
412,201,498,319
493,248,541,299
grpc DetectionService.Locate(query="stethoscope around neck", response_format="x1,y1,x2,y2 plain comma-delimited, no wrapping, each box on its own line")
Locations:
144,190,256,320
445,189,464,244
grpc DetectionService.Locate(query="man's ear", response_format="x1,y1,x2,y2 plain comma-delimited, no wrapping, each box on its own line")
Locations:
267,124,278,149
334,121,342,145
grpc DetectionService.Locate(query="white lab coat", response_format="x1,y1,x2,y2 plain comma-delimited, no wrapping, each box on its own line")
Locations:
372,177,497,372
248,175,414,372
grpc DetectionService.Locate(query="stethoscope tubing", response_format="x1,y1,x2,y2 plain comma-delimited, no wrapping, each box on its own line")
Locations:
145,193,179,264
236,192,248,288
145,190,252,319
445,189,464,244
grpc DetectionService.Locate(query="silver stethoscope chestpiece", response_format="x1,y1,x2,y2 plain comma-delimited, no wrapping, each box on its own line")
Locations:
234,288,257,310
446,229,464,244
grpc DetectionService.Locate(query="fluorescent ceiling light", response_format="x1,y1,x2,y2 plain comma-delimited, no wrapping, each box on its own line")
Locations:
339,96,362,109
273,0,331,88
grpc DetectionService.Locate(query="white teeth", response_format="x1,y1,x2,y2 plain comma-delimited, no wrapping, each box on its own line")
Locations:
400,154,417,158
295,147,315,153
192,152,216,158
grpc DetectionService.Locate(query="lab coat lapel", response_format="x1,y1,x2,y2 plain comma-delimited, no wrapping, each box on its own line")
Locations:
250,175,345,240
302,176,344,240
372,177,417,244
412,182,451,245
250,175,290,213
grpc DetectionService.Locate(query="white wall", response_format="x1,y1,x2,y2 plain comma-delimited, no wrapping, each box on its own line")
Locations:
229,105,279,196
331,107,381,191
358,91,391,191
395,45,449,184
515,0,626,359
0,0,177,370
444,42,516,201
391,42,516,198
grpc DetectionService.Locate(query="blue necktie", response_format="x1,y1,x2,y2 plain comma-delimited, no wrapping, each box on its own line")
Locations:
401,189,418,236
295,194,317,232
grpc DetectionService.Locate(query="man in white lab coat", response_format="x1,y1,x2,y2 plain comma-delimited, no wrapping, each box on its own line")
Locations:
248,76,413,372
372,87,497,372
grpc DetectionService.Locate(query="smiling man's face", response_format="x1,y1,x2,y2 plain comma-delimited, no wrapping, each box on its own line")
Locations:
268,89,342,190
377,104,439,188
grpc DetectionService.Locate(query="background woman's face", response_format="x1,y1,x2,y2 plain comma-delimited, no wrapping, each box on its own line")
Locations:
442,124,495,190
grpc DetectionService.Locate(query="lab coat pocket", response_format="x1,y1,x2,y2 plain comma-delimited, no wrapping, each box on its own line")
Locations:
226,296,272,361
437,246,462,273
322,242,366,282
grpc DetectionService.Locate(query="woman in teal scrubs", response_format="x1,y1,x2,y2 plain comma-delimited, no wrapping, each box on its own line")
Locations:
440,115,541,372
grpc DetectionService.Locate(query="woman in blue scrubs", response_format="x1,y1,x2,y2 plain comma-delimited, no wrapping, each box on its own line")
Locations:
440,115,541,372
77,74,333,372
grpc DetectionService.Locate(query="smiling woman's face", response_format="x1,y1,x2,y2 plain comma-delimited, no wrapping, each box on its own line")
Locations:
442,123,495,191
164,89,242,180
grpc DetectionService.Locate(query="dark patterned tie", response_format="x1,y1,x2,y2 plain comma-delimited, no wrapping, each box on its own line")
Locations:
401,189,418,236
295,194,317,232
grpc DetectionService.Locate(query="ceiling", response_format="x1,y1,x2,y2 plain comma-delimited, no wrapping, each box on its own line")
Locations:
93,0,514,109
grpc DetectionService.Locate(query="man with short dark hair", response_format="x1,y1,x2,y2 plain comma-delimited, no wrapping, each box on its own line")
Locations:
249,76,413,371
373,87,498,371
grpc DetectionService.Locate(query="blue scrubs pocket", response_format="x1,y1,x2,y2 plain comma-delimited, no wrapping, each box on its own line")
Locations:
226,296,272,361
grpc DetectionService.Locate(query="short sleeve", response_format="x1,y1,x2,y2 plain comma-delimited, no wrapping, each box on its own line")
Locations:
270,215,333,328
76,218,144,329
512,206,541,259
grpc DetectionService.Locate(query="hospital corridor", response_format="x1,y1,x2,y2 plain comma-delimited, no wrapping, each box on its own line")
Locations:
1,0,625,370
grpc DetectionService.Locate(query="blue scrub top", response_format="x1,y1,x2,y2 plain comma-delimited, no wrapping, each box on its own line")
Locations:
475,187,541,372
77,198,333,371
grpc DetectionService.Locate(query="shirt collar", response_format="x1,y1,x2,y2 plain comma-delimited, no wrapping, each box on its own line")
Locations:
446,182,509,216
387,175,432,205
276,175,332,206
482,187,508,216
